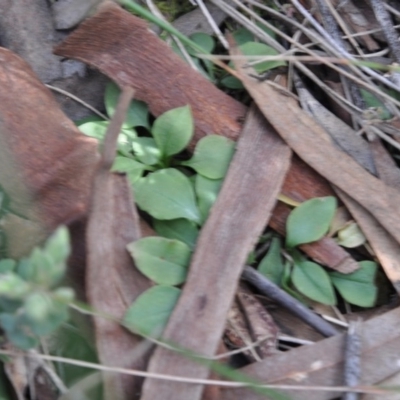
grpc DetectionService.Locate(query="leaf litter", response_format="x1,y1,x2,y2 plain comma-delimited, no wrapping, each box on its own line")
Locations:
2,1,400,400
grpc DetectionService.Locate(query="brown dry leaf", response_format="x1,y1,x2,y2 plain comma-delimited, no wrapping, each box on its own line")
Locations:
0,48,99,233
54,2,246,149
236,287,279,358
226,286,279,362
295,76,376,174
332,138,400,294
330,0,380,51
221,306,400,400
230,39,400,247
140,106,291,400
86,88,152,399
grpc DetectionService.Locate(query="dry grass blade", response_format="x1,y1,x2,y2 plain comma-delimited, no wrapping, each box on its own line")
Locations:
86,87,152,399
140,105,291,400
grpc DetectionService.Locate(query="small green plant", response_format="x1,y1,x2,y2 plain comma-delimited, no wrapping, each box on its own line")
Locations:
257,197,378,307
0,226,74,349
77,83,235,337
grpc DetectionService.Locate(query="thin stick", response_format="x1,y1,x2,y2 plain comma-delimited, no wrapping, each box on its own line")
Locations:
241,266,339,337
101,87,134,169
342,321,362,400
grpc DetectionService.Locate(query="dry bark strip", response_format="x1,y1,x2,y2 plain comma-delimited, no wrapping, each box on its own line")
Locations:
220,306,400,400
140,106,291,400
0,48,99,232
54,2,246,149
230,41,400,246
54,2,354,273
86,88,152,399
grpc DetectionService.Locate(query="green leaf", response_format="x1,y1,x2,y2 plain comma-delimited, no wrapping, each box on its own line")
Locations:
286,196,337,248
330,261,377,307
0,272,30,299
220,76,244,89
151,105,193,157
258,237,284,285
292,261,336,305
24,292,53,322
232,27,254,45
105,81,150,128
123,286,181,337
17,227,70,288
132,137,161,165
134,168,201,223
360,89,391,120
78,120,137,155
112,156,146,183
222,40,285,88
181,135,235,179
336,222,366,248
153,218,199,250
0,259,16,274
281,261,305,301
189,33,215,54
26,297,69,336
127,237,191,285
0,313,38,349
238,42,286,74
43,226,70,286
17,248,54,286
195,175,223,223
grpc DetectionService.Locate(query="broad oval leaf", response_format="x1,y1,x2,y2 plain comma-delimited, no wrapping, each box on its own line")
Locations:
195,175,223,223
182,135,235,179
222,41,286,88
153,218,199,250
112,156,145,183
112,156,145,173
132,137,161,166
189,32,215,54
151,105,193,157
292,261,336,305
286,196,337,248
258,237,284,285
105,81,150,128
239,42,286,74
127,237,191,285
220,76,244,90
123,286,181,337
78,120,137,155
330,261,377,307
134,168,201,223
